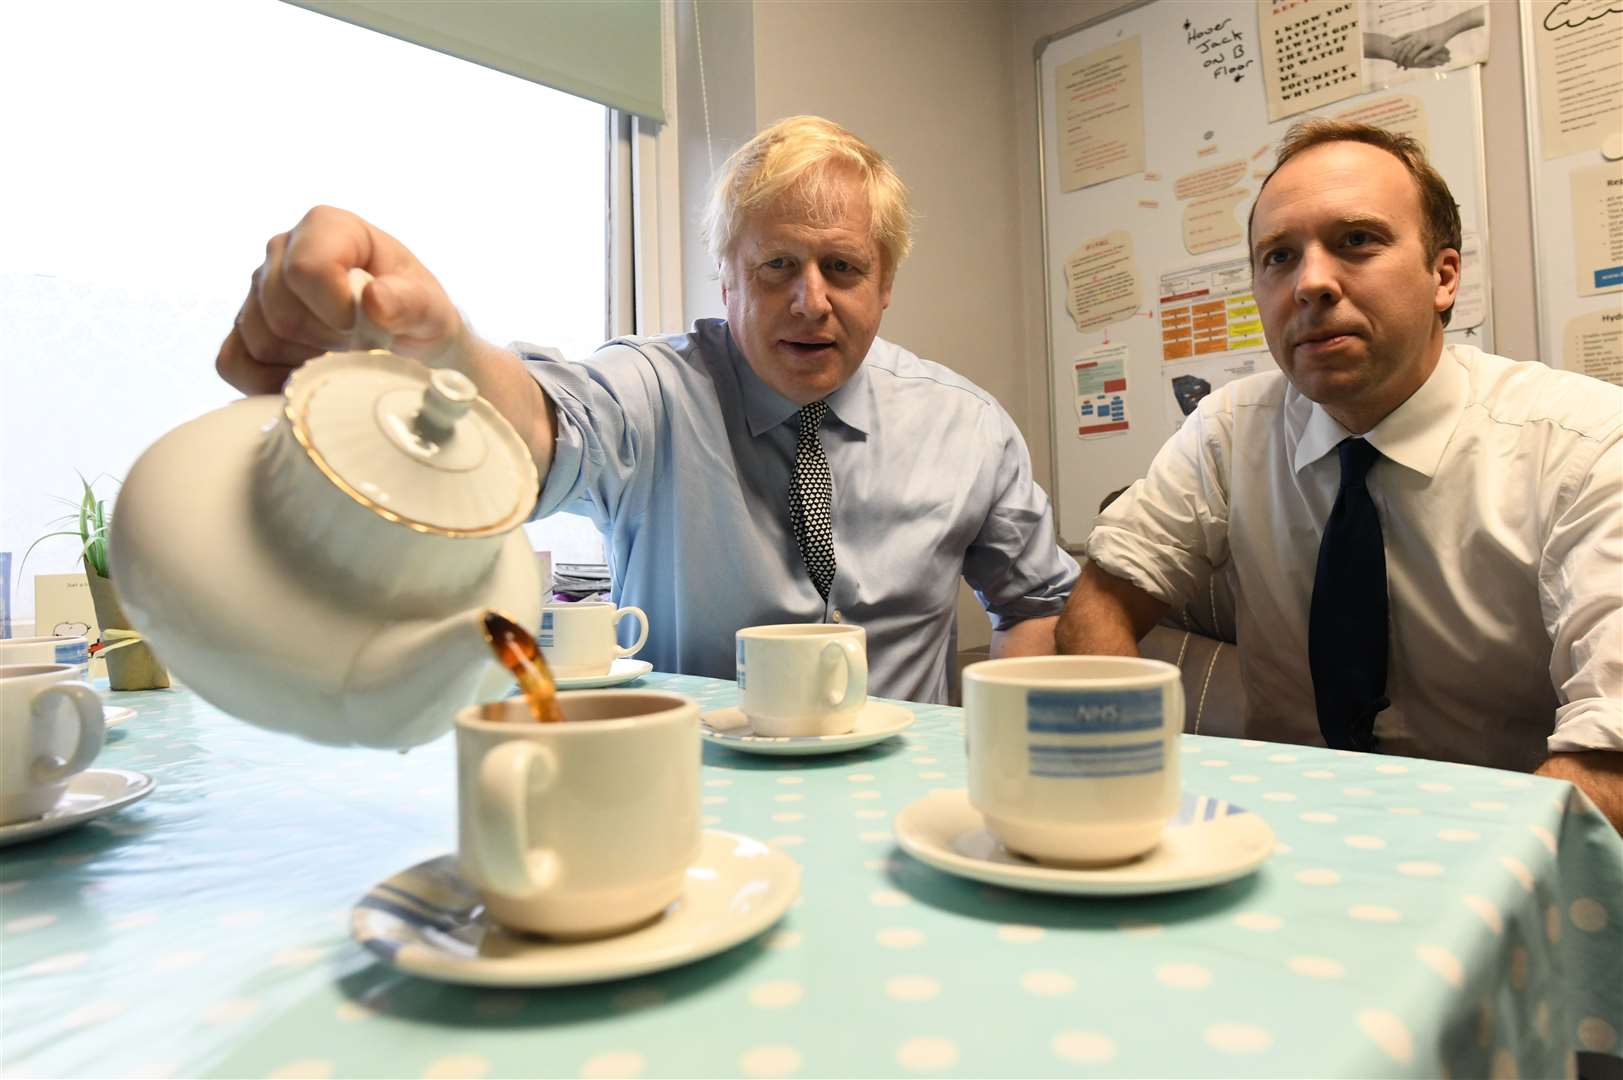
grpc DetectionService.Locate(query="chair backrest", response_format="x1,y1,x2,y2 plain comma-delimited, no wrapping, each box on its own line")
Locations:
1139,623,1244,738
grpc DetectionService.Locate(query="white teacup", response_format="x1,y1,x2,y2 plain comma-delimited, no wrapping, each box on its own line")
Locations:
736,623,867,737
963,655,1183,866
455,690,700,938
0,663,106,825
0,636,90,680
536,602,649,678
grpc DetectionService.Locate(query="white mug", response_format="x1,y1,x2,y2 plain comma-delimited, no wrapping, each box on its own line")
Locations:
0,663,106,825
455,690,700,938
0,636,90,681
963,656,1182,866
536,602,649,678
736,623,867,736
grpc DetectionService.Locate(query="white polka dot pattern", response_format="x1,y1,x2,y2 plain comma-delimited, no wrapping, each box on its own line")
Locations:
8,672,1621,1080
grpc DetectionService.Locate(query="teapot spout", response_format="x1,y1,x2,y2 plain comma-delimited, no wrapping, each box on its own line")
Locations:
344,609,509,749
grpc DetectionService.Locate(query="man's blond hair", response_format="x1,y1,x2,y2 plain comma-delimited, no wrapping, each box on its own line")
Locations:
703,115,914,283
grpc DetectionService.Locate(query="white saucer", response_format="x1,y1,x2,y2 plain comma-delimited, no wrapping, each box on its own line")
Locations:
104,705,136,728
552,659,655,691
701,700,916,756
0,768,157,848
351,830,801,986
894,788,1275,896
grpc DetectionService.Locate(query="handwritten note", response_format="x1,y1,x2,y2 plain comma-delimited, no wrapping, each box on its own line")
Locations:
1182,14,1256,84
1260,0,1364,121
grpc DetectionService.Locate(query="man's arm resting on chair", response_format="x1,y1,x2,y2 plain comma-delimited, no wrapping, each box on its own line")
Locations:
1536,751,1623,834
1055,561,1170,657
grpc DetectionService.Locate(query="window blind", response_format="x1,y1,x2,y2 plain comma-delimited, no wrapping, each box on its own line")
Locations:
287,0,664,120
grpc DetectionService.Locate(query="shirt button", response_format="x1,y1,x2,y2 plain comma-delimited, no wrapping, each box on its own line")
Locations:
831,609,843,623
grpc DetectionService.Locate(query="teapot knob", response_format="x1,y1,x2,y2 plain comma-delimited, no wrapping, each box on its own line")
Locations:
413,369,478,445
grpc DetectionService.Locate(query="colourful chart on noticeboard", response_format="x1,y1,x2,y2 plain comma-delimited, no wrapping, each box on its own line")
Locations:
1158,256,1265,361
1075,344,1132,438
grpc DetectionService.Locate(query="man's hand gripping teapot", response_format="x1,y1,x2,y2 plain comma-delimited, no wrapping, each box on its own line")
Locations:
110,270,542,748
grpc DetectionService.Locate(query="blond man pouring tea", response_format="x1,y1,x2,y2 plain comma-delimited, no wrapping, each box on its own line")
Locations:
218,115,1077,705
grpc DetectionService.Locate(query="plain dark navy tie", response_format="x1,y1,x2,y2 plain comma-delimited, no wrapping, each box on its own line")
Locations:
1309,437,1389,752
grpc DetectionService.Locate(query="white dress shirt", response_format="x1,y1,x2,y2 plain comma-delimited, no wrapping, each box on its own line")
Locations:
1088,345,1623,771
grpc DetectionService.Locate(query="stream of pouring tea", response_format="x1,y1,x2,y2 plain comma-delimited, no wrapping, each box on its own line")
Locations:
482,610,565,723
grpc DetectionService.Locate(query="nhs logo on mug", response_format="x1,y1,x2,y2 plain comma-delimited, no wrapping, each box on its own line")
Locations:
735,639,748,689
538,611,555,648
1024,688,1165,779
1026,688,1162,734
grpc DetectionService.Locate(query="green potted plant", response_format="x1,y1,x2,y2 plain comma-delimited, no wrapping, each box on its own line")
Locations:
23,474,169,690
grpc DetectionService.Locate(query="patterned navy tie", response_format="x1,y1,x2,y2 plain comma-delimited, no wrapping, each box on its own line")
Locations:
1309,437,1389,752
788,401,836,600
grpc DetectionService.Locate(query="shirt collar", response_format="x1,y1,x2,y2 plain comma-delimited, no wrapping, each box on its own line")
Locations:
1291,345,1467,478
728,324,875,438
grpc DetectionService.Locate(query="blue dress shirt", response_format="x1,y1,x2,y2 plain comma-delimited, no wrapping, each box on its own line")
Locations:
521,319,1078,704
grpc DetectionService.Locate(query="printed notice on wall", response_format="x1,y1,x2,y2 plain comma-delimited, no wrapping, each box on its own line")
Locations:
1564,309,1623,384
1064,231,1142,332
1056,38,1147,192
1158,257,1266,362
1336,93,1430,149
1260,0,1365,122
1183,190,1251,255
1074,344,1132,438
1451,230,1487,332
1571,160,1623,295
1530,0,1623,161
1162,352,1267,431
1362,1,1489,88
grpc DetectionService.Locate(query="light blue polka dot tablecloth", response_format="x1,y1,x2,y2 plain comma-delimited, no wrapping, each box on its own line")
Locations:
1,674,1619,1078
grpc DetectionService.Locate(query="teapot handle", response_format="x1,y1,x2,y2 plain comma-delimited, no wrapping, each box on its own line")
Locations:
346,266,391,352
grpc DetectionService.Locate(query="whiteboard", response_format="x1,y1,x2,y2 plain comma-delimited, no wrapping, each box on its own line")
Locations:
1519,1,1623,381
1036,0,1492,549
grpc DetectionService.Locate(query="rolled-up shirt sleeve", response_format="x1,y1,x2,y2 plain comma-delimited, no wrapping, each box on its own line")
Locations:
962,400,1080,630
1543,428,1623,754
1085,394,1233,611
515,342,662,525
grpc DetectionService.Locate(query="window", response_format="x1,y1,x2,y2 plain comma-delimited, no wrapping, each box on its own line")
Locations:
1,0,613,627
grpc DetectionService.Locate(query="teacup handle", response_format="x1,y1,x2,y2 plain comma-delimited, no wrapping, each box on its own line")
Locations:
30,683,105,785
613,606,650,659
476,741,560,899
819,639,867,711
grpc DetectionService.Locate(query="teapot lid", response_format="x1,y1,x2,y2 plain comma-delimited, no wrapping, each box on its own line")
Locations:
281,349,538,535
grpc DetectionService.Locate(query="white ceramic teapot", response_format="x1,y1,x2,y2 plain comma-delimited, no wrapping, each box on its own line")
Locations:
109,272,542,748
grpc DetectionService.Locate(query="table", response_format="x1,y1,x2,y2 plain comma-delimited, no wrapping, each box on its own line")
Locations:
2,674,1620,1078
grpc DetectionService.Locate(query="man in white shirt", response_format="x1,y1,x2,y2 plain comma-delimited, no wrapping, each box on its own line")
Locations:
1056,119,1623,829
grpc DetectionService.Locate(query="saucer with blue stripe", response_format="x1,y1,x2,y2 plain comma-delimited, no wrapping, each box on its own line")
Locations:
894,789,1275,896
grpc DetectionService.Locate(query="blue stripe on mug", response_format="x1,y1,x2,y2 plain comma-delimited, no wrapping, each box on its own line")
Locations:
54,640,89,666
1028,740,1164,778
1026,688,1164,734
